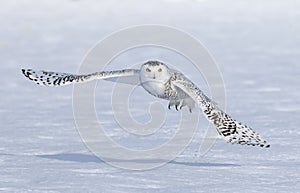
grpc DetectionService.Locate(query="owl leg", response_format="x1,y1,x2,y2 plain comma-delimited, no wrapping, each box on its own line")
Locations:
182,97,195,113
168,100,175,109
168,99,194,112
168,100,181,111
180,100,186,109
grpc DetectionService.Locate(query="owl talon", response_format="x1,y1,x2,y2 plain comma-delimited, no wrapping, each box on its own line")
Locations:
168,104,171,110
175,105,178,111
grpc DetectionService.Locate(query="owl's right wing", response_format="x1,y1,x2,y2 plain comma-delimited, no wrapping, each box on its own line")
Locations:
21,69,140,86
172,80,270,148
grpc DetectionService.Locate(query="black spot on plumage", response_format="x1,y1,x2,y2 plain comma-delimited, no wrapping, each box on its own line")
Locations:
26,71,31,77
222,129,231,136
57,78,62,85
144,60,162,67
53,78,61,85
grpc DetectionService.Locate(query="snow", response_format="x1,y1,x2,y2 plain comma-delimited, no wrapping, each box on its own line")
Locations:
0,0,299,192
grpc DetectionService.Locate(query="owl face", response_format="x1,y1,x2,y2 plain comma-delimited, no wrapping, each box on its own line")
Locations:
140,61,171,83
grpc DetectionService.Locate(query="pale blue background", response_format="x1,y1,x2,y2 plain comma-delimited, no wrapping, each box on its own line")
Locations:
0,0,299,192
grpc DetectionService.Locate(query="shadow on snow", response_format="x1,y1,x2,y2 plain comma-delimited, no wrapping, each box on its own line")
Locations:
36,153,240,167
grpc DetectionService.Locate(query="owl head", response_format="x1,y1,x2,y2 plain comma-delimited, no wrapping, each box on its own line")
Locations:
140,61,171,83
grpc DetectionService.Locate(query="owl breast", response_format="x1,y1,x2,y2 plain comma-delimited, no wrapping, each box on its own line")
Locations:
141,81,167,98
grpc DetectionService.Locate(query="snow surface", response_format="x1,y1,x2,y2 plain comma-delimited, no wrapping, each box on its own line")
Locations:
0,0,299,192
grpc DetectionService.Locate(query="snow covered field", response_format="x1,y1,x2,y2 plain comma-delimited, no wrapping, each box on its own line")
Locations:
0,0,299,192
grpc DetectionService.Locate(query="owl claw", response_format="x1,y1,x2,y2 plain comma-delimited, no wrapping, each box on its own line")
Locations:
168,100,188,111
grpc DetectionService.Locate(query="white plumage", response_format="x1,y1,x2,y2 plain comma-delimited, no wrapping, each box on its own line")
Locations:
22,60,270,148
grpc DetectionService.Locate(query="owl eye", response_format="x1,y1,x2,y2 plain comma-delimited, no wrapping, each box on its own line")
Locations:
158,68,162,72
146,68,151,72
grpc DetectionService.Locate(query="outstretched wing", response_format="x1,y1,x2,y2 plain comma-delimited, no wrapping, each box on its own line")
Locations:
173,80,270,148
21,69,140,86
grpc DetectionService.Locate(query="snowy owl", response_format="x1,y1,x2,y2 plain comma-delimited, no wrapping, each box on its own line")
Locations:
22,60,270,148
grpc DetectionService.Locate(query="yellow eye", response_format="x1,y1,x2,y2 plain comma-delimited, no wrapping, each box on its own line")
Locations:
158,68,162,72
146,68,151,72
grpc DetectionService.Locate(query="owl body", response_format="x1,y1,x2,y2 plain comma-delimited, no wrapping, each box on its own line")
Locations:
139,61,172,99
141,80,167,98
139,61,195,111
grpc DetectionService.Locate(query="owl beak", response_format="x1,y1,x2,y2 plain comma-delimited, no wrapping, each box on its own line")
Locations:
152,75,156,79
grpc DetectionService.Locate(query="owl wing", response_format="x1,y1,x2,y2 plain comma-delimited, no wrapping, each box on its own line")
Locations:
172,80,270,148
21,69,140,86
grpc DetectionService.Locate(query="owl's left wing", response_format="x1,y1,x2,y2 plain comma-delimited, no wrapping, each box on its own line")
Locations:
172,80,270,148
